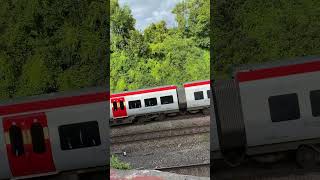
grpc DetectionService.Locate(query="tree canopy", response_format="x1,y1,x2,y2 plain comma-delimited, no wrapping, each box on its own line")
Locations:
212,0,320,79
0,0,108,99
110,0,210,93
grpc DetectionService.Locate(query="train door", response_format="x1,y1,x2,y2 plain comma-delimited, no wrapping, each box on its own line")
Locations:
3,113,56,177
111,97,128,118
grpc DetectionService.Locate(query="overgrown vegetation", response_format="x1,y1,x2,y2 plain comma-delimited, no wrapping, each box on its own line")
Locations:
110,155,131,170
0,0,108,99
212,0,320,79
2,0,319,97
110,0,210,93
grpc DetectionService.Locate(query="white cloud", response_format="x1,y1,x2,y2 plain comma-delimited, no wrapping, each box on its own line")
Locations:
118,0,182,31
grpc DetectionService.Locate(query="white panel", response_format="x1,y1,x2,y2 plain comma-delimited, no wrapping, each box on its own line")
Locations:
239,71,320,147
185,84,210,109
46,102,108,172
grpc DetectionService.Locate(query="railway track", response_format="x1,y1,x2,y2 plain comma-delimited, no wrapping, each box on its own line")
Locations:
110,112,208,127
155,163,210,177
111,124,209,144
111,115,210,144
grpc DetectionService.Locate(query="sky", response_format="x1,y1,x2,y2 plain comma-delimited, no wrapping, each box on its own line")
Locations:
119,0,183,31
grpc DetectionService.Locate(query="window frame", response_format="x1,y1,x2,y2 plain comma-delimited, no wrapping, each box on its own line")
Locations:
144,97,158,107
160,95,174,105
112,101,118,111
268,93,301,122
119,100,125,110
58,121,101,151
194,91,204,100
9,125,25,156
30,122,46,154
128,100,142,109
310,90,320,117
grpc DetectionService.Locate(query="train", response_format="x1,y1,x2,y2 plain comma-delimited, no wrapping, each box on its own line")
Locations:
109,80,211,125
0,87,109,180
211,56,320,168
0,79,211,179
1,55,319,179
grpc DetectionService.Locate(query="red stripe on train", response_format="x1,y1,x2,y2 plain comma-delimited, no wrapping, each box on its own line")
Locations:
236,60,320,82
184,80,210,87
0,92,108,116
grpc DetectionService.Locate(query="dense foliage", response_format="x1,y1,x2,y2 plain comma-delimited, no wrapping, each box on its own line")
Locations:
212,0,320,79
0,0,108,99
3,0,317,97
110,0,210,93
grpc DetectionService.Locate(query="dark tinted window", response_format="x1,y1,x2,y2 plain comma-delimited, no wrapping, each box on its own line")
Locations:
9,125,24,156
144,98,157,107
129,100,141,109
194,91,204,100
31,123,46,153
160,96,174,104
59,121,101,150
112,101,117,111
207,90,211,99
119,101,125,110
268,93,300,122
310,90,320,117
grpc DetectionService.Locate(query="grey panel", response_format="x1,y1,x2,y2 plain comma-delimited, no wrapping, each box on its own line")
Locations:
210,96,220,152
177,87,187,111
213,79,247,156
0,117,11,179
47,102,108,172
239,71,320,148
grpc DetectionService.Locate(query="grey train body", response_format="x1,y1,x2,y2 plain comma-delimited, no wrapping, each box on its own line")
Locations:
0,87,109,180
211,56,320,167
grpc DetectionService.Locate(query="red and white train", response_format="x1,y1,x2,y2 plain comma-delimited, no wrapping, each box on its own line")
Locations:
109,80,211,125
0,79,210,179
211,56,320,168
2,55,319,179
0,87,109,180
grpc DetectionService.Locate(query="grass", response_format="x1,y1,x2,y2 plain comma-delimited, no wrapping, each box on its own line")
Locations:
110,155,132,170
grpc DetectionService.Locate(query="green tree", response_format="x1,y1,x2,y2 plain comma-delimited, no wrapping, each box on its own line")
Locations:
0,0,108,99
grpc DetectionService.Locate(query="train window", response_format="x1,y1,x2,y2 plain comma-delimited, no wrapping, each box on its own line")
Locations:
113,101,117,111
144,98,157,107
119,101,125,110
31,123,46,154
268,93,300,122
310,90,320,117
9,125,24,156
207,90,211,99
194,91,204,100
59,121,101,150
160,96,174,104
129,100,141,109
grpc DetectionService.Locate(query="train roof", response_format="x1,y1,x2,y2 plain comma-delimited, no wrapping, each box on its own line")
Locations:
0,86,108,116
111,85,177,98
232,55,320,82
111,79,211,98
183,80,210,87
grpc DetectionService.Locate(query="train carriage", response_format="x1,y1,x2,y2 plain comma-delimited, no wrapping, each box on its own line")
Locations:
110,80,211,125
110,85,180,125
212,56,320,167
183,80,211,113
0,87,109,180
